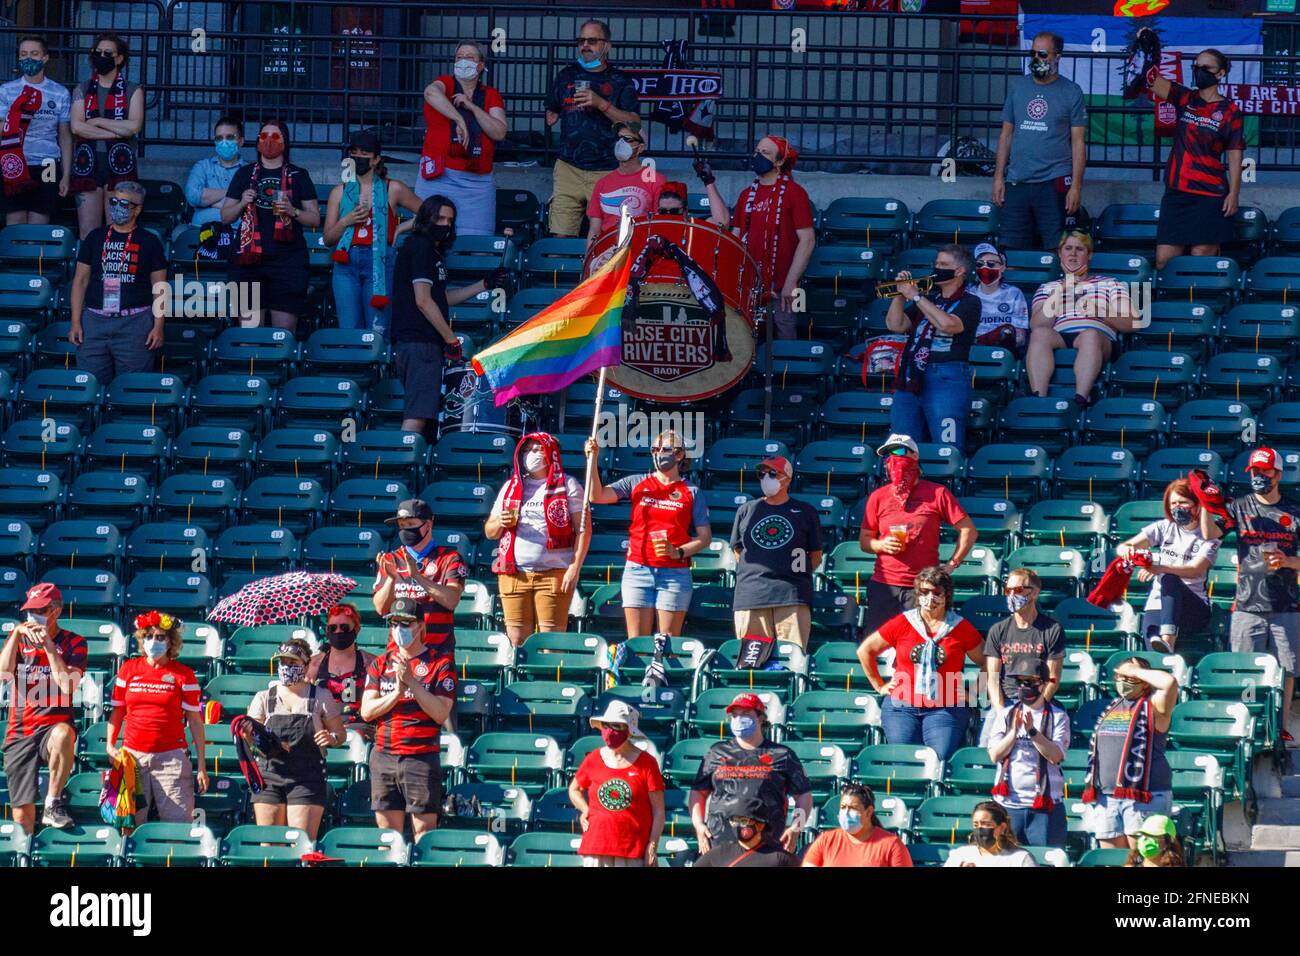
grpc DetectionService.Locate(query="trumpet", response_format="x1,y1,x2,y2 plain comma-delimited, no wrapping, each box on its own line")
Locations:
875,274,935,298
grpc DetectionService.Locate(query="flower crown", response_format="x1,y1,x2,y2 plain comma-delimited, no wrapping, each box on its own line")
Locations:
134,610,177,631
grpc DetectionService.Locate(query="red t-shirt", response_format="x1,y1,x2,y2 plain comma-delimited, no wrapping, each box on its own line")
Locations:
586,167,667,238
877,612,983,708
731,177,814,298
803,826,913,867
365,647,457,755
420,77,505,176
374,545,469,649
611,473,708,568
574,748,664,859
863,479,969,587
110,657,202,754
1163,83,1245,198
4,627,87,742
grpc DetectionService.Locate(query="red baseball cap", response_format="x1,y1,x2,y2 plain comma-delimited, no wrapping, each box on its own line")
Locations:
758,455,793,478
725,692,767,716
21,582,62,611
1246,447,1280,472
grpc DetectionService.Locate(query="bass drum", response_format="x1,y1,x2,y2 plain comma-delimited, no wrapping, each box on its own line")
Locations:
439,363,525,437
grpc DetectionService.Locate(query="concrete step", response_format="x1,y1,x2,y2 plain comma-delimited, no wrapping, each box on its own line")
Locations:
1250,824,1300,849
1227,848,1300,866
1255,798,1300,825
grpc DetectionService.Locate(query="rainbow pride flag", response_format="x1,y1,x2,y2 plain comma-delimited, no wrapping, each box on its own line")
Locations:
472,241,633,406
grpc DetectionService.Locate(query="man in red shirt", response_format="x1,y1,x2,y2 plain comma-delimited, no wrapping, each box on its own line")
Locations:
585,121,666,249
361,597,458,838
729,134,816,339
0,583,86,832
374,498,468,654
859,433,978,634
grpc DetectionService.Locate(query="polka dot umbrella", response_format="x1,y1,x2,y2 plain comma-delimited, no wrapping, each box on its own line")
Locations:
207,571,358,629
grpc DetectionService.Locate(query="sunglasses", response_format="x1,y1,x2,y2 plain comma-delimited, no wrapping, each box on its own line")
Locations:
651,446,680,454
325,623,355,634
577,36,607,46
1004,585,1036,595
916,588,942,598
93,48,118,57
618,136,641,145
976,260,1001,269
757,469,780,479
888,447,910,457
108,197,137,209
258,131,284,142
1031,49,1053,59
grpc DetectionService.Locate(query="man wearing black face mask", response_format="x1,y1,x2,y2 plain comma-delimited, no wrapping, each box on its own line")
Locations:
992,31,1087,251
374,499,469,659
389,194,507,437
1201,447,1300,742
692,795,798,868
1140,36,1244,270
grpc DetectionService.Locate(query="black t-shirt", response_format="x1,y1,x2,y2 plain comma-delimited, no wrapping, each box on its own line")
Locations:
730,497,823,610
390,233,450,344
76,225,167,312
691,738,812,844
225,162,316,254
543,63,640,171
902,289,981,364
1226,493,1300,613
693,839,798,868
983,612,1066,701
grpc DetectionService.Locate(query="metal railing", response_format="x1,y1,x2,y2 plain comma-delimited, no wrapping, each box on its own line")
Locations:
1,1,1299,176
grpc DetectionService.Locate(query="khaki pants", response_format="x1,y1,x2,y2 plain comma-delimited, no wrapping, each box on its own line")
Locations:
549,159,610,237
128,747,195,823
499,568,573,637
733,604,812,651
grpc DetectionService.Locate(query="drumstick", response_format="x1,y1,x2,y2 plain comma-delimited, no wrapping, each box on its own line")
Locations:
499,227,514,268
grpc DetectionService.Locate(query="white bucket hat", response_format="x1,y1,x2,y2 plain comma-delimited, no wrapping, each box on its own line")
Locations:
590,698,643,738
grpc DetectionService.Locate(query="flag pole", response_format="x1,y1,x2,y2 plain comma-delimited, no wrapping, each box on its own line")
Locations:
578,207,634,535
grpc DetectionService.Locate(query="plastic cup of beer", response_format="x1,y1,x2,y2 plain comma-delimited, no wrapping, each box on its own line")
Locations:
651,529,670,558
1263,543,1284,570
889,525,909,546
574,79,591,94
500,506,519,528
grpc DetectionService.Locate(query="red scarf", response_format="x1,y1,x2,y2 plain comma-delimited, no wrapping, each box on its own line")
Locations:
1081,694,1157,804
70,67,135,193
492,432,575,575
1085,550,1151,608
237,160,294,265
885,454,919,508
0,84,41,195
991,701,1058,812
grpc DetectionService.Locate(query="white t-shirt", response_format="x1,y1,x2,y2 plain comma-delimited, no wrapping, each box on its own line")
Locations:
972,283,1029,338
1140,519,1219,609
0,77,72,164
944,845,1037,867
491,475,585,571
989,702,1071,808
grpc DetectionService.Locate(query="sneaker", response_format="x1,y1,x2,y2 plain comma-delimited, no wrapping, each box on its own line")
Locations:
1150,636,1171,654
42,796,73,829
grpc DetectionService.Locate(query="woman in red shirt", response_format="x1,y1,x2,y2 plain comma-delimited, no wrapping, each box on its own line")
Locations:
568,700,665,867
417,40,509,236
856,565,985,760
107,611,208,824
802,783,912,868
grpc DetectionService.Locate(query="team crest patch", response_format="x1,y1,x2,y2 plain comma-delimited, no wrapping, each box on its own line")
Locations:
440,676,455,693
597,777,634,812
669,490,682,501
751,515,795,549
415,662,429,678
162,673,176,684
1027,96,1048,121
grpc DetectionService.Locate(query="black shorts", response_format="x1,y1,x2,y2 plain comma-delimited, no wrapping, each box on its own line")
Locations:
393,340,446,422
2,723,71,807
1156,189,1236,248
369,749,443,815
862,578,916,636
2,163,61,217
250,760,329,807
229,247,310,314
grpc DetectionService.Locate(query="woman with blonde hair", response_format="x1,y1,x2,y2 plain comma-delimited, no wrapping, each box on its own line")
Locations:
1026,229,1140,408
584,428,712,640
106,610,208,824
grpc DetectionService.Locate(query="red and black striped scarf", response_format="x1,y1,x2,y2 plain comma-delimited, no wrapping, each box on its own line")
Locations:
991,701,1057,812
1082,694,1156,804
71,67,135,192
0,84,41,195
236,161,294,265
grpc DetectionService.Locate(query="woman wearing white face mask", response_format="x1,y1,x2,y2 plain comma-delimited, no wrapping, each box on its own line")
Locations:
107,611,208,824
486,432,591,647
418,40,509,236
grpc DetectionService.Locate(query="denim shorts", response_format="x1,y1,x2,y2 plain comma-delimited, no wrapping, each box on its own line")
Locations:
621,561,693,612
1087,789,1172,840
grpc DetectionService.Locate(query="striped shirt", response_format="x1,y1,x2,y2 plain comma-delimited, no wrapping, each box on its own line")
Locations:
1032,275,1131,343
110,657,202,753
374,545,468,651
365,647,457,755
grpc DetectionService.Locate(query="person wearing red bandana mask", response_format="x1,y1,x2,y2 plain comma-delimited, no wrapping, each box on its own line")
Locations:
220,119,321,332
859,434,978,635
567,700,665,867
728,134,816,339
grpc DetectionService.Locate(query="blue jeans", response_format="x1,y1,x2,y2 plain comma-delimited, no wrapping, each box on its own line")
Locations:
890,361,970,449
332,244,394,337
879,696,970,761
1006,803,1068,847
1000,179,1066,251
1141,574,1212,648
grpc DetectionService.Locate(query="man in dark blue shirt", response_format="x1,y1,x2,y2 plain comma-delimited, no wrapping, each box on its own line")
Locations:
543,18,640,237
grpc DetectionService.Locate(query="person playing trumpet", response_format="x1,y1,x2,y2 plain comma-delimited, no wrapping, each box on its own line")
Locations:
884,244,981,450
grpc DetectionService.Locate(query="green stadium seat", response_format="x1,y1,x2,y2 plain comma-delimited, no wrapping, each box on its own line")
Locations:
0,467,61,533
514,633,608,688
1130,302,1217,360
1202,352,1281,409
725,387,815,448
1225,206,1268,266
529,786,583,833
1167,700,1254,801
412,828,505,867
430,432,514,483
1170,399,1254,457
239,476,325,537
1022,499,1110,549
1078,398,1168,459
1055,599,1134,658
82,423,169,485
968,345,1020,404
326,478,408,532
1088,251,1153,286
1243,256,1300,301
125,571,212,618
609,637,703,692
0,319,31,378
1004,546,1087,599
0,275,55,329
662,738,713,790
1139,448,1222,495
17,368,101,429
808,641,868,692
496,188,543,242
212,524,298,581
254,428,339,486
0,822,30,866
1268,207,1300,254
998,397,1081,457
495,680,594,745
819,197,911,254
189,375,273,436
1095,204,1159,254
300,328,388,387
522,238,587,288
209,327,298,385
914,199,997,246
507,831,584,867
316,827,409,867
0,519,35,578
1051,446,1138,508
220,824,314,867
1097,650,1187,686
1076,847,1133,867
466,732,564,794
204,673,272,715
123,521,209,576
1155,255,1240,310
819,540,874,592
1221,303,1300,361
153,474,238,535
123,822,220,867
41,567,120,617
701,437,790,491
943,543,1000,602
340,429,427,488
784,689,878,745
1107,350,1197,408
854,743,942,804
911,794,985,844
30,824,123,867
1192,651,1283,744
793,439,870,501
956,496,1020,558
102,372,188,432
38,520,123,576
1003,249,1061,294
944,746,999,795
503,286,569,331
906,843,951,866
705,639,807,696
1055,650,1099,710
965,444,1051,508
172,426,254,484
274,375,364,434
688,687,786,740
0,224,77,283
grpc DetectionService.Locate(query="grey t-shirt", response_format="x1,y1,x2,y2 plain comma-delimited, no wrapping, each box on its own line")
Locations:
0,77,71,164
1001,74,1087,184
491,475,585,571
989,701,1071,808
984,612,1065,702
